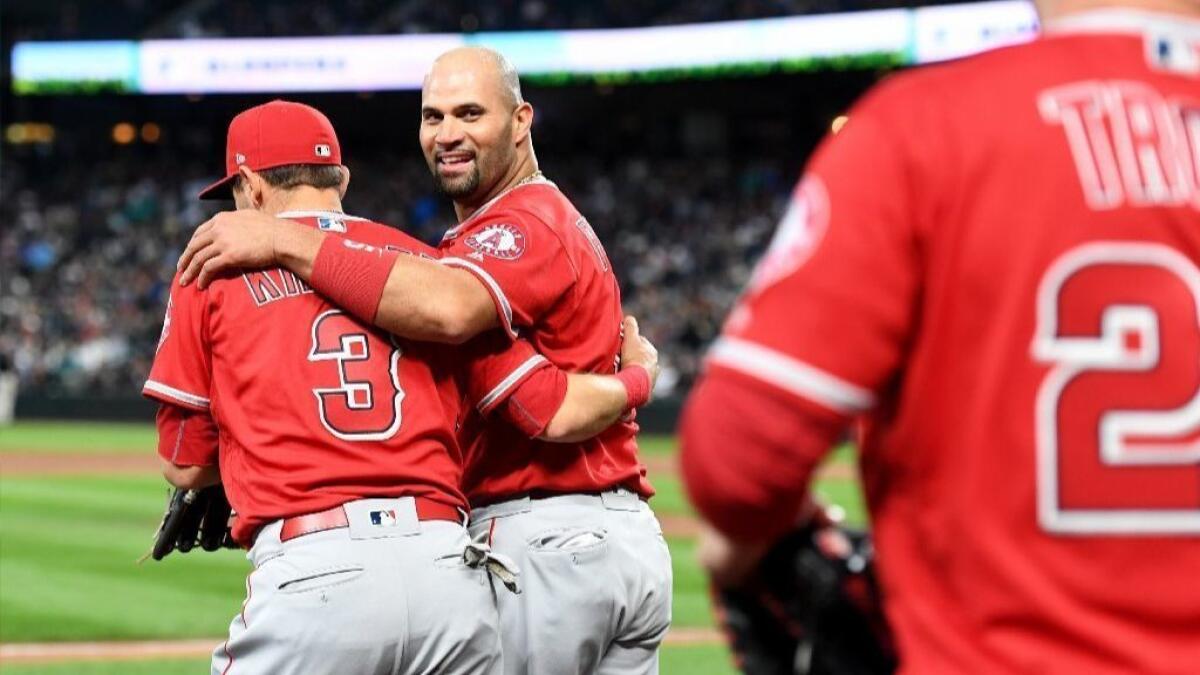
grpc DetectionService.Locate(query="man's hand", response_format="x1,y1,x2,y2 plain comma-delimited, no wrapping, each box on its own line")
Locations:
178,211,291,288
620,316,660,398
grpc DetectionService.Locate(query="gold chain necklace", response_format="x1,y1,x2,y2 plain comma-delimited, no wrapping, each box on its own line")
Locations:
513,170,545,189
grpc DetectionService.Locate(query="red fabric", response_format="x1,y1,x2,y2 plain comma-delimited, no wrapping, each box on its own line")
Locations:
683,21,1200,675
440,182,653,504
144,213,551,544
615,365,651,410
155,404,219,467
309,234,398,326
680,370,840,542
198,100,342,200
497,365,568,438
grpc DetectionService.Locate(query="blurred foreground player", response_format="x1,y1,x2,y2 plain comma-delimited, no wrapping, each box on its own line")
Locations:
147,100,660,675
176,48,672,674
682,0,1200,673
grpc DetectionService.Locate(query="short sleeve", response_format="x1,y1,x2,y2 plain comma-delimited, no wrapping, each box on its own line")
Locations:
709,93,924,419
143,278,212,411
460,331,553,416
155,404,220,467
440,212,576,339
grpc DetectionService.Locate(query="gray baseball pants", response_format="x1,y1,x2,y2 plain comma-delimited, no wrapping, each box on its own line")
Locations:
468,488,673,675
212,497,503,675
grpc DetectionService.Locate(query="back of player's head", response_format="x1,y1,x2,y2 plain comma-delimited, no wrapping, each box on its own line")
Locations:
198,100,344,201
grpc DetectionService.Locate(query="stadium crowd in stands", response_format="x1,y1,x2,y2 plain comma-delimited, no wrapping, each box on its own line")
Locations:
0,142,792,399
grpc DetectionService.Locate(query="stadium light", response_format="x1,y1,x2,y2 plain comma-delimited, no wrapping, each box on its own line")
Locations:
4,123,56,144
112,123,136,144
141,123,162,143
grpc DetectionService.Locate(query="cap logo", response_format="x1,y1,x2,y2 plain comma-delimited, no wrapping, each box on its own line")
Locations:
314,144,332,157
234,153,246,165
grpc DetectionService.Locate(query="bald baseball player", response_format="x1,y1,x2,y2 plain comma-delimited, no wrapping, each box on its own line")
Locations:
175,48,673,674
681,0,1200,673
150,99,662,675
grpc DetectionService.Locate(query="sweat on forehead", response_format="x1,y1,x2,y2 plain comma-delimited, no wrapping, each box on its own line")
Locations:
425,46,524,108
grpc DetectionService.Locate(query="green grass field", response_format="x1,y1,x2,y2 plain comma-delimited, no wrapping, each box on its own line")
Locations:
0,421,864,674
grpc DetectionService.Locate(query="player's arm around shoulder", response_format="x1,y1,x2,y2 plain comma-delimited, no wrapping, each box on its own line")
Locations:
463,316,659,443
176,210,499,344
539,316,658,442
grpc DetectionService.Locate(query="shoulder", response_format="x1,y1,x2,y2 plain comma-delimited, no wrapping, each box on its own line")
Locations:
346,217,439,258
855,39,1050,119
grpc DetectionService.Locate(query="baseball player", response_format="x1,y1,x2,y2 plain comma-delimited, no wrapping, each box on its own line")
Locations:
680,0,1200,673
175,48,672,674
149,100,662,675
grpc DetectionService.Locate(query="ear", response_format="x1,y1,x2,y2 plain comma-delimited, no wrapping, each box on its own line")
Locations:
237,166,265,209
512,102,534,146
337,165,350,199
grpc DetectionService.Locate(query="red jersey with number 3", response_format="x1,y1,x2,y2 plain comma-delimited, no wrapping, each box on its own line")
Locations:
438,179,653,505
697,13,1200,674
144,211,550,544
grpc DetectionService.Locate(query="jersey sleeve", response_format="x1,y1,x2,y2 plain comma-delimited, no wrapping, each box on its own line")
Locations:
143,278,212,412
155,404,220,467
460,331,555,421
440,211,576,339
707,88,925,420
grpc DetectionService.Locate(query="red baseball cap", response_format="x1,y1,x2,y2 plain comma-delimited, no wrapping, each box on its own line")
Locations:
198,99,342,200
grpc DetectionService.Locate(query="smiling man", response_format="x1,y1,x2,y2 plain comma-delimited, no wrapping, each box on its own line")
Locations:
175,48,672,675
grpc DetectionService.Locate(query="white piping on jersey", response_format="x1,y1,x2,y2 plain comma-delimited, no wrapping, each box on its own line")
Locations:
144,380,211,409
1045,9,1200,40
170,415,188,463
439,257,519,339
441,176,557,242
276,210,369,221
477,354,548,413
706,337,875,414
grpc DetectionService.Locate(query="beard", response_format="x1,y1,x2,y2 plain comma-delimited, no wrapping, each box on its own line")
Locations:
431,160,482,199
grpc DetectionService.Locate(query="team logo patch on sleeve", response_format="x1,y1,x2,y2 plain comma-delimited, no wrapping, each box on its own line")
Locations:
465,223,526,261
156,296,173,353
749,175,829,292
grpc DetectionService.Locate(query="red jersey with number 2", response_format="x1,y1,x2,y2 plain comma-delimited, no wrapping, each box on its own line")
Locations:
144,211,549,544
439,179,653,505
697,13,1200,675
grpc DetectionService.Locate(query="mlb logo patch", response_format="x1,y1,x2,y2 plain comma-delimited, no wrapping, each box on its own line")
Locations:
370,510,398,527
314,144,332,157
317,217,346,233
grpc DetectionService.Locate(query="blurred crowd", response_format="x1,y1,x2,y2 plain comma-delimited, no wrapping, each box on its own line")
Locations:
0,146,793,399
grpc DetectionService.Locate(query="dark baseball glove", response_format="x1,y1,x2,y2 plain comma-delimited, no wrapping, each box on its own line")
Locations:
147,484,238,561
711,516,896,675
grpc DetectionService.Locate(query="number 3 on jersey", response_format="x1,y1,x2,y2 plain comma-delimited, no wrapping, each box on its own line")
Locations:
308,310,404,441
1033,242,1200,534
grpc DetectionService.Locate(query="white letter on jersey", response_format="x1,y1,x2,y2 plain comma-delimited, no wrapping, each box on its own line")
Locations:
1040,81,1200,211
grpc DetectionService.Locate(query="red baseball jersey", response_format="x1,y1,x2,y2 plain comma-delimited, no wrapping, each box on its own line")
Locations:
685,12,1200,674
438,179,653,505
144,210,550,544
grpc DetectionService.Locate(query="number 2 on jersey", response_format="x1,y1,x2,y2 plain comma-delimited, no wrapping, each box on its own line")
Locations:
308,310,404,441
1033,242,1200,534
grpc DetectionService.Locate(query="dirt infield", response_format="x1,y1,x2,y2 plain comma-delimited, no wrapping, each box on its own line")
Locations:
0,628,725,663
0,452,160,476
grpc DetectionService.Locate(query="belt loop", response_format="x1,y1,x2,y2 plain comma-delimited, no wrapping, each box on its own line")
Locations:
600,488,640,512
